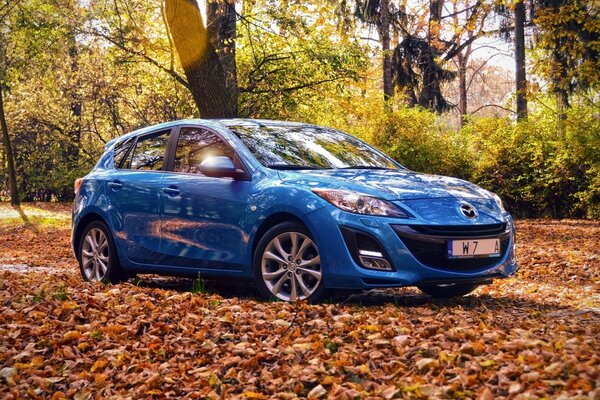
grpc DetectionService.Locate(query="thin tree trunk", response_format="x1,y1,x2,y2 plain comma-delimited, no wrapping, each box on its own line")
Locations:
165,0,235,118
380,0,393,102
207,0,238,115
556,87,569,123
514,0,528,120
457,53,468,128
419,0,447,112
0,87,19,205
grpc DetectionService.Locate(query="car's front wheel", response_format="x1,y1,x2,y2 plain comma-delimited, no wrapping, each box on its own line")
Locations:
418,283,479,298
78,220,126,284
253,222,326,303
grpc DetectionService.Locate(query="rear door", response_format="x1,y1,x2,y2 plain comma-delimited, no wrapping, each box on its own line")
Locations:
106,129,171,264
160,125,251,270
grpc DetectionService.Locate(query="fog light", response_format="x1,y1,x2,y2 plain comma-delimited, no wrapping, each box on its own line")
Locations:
358,250,383,258
358,250,392,271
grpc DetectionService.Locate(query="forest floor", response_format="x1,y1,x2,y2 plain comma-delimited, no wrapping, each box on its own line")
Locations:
0,203,598,399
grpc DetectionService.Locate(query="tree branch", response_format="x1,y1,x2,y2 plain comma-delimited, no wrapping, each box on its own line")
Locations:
469,104,516,115
240,77,345,94
80,29,189,89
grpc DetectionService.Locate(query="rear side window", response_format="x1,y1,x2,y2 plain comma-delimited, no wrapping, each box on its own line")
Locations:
174,127,235,174
113,137,135,169
127,130,170,171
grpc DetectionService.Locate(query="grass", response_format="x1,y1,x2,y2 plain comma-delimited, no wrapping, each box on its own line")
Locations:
0,202,71,229
191,272,209,294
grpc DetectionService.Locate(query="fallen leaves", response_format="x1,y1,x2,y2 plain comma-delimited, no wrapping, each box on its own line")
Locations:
0,206,598,398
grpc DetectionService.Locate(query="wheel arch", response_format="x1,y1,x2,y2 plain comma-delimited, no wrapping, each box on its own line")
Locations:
73,212,109,261
251,212,309,258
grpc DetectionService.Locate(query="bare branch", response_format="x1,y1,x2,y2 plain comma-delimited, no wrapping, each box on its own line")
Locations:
240,77,346,94
469,104,516,115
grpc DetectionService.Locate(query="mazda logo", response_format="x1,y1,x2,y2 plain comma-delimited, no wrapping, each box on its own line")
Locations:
459,202,478,219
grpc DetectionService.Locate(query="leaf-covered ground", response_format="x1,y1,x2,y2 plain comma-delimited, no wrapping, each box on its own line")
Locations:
0,204,598,399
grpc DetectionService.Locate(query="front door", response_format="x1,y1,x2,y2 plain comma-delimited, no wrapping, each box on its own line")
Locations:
160,126,250,270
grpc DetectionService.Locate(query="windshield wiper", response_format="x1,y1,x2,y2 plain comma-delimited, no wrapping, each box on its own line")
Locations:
267,164,328,170
338,166,396,170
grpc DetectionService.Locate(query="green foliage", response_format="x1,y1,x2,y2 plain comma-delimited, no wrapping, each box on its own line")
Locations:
531,1,599,101
236,0,368,118
462,105,600,218
372,107,473,179
191,273,208,294
52,286,67,301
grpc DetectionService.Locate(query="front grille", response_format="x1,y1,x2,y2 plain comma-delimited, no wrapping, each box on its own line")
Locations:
393,225,510,271
410,223,507,236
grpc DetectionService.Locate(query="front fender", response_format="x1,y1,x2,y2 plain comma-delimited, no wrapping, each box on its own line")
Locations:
242,184,329,263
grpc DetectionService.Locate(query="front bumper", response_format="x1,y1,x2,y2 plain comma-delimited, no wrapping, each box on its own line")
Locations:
303,206,518,290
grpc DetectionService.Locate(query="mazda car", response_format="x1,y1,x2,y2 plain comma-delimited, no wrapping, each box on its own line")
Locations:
72,119,517,302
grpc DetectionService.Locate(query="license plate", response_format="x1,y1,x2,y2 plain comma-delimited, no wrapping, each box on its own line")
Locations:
448,238,500,258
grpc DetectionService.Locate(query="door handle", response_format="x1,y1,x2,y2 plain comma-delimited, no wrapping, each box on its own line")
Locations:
107,181,122,190
162,186,180,196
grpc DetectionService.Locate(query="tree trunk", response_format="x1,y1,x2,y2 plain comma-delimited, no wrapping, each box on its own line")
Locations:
206,0,238,115
514,0,528,120
0,87,19,205
418,0,448,113
379,0,393,102
556,87,569,124
64,30,82,200
457,52,468,128
165,0,236,118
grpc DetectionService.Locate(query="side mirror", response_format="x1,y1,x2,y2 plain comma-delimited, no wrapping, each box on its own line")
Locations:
199,156,244,179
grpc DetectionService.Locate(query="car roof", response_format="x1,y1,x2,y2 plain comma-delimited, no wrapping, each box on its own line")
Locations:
104,118,313,150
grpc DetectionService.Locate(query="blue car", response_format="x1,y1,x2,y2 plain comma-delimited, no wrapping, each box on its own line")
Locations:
72,119,517,302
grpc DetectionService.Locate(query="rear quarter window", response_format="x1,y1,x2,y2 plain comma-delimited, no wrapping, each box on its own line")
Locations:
113,137,135,169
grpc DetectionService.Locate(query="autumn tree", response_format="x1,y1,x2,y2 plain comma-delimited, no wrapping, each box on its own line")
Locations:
1,2,21,205
207,0,238,115
532,0,599,120
514,0,527,120
355,0,395,102
235,0,367,117
165,0,236,117
391,0,492,113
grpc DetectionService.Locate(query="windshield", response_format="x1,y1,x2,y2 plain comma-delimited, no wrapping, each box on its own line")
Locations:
229,124,400,170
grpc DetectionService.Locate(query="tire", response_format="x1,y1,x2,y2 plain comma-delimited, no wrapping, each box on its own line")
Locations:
253,221,326,303
418,283,479,298
78,220,127,284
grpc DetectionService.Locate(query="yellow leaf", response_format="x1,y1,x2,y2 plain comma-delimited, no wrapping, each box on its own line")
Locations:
242,392,267,399
63,331,81,341
90,359,108,372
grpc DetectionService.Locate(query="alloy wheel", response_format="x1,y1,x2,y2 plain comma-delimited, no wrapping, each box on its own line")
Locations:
81,228,110,281
260,231,322,301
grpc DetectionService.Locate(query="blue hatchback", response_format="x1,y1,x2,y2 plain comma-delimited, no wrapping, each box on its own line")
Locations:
72,119,517,302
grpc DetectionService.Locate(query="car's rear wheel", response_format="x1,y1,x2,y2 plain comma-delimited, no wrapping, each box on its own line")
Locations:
78,220,126,284
418,283,479,298
253,222,326,303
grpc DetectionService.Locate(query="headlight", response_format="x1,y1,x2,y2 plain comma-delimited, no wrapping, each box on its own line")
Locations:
492,193,506,212
312,189,409,218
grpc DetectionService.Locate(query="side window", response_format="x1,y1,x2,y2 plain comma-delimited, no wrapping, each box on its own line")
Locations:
128,130,170,171
113,137,135,169
174,127,235,175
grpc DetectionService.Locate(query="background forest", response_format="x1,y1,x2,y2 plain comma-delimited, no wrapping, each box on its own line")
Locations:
0,0,598,218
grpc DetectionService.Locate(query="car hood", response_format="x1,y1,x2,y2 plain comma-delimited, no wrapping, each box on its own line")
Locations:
278,169,491,201
278,169,505,223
